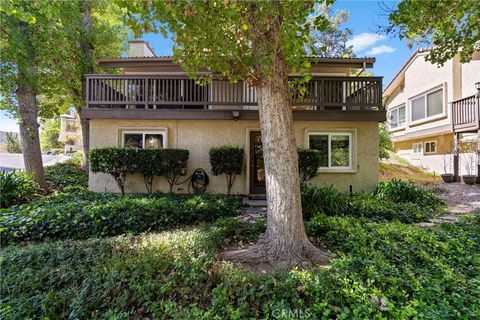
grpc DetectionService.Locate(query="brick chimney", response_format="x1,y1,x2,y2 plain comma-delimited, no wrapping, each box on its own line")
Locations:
128,40,156,57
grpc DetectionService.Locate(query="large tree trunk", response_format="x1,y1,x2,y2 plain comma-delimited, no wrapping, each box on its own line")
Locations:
17,86,48,190
223,56,329,269
76,106,90,170
78,0,94,170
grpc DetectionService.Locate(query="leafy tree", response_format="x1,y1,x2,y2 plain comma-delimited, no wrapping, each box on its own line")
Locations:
55,0,128,170
40,118,62,152
379,122,393,160
0,0,75,189
387,0,480,65
5,132,22,154
121,0,332,268
311,3,354,57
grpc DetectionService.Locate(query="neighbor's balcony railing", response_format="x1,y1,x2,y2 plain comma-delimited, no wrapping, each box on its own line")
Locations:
85,74,383,111
452,95,480,132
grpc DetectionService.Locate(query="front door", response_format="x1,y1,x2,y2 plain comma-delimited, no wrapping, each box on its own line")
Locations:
249,131,266,194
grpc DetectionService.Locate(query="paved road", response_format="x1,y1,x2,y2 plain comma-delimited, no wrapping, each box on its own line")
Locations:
0,153,71,172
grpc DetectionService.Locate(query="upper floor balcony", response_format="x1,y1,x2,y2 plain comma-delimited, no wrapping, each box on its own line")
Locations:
452,94,480,133
83,74,385,121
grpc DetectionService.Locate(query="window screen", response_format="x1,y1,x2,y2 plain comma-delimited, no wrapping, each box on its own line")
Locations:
411,96,425,121
427,89,443,117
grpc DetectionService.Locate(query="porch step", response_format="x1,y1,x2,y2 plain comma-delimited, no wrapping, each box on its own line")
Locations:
243,196,267,208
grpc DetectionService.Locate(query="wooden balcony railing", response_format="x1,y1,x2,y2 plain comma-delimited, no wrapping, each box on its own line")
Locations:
85,74,383,111
452,95,480,133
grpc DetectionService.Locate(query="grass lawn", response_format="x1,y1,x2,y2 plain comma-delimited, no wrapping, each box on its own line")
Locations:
1,180,479,319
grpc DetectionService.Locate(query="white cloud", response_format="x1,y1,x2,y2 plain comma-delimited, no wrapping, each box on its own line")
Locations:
346,33,386,53
366,45,396,55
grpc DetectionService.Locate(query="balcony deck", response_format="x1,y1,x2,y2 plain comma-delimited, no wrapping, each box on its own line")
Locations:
83,74,385,121
452,95,480,133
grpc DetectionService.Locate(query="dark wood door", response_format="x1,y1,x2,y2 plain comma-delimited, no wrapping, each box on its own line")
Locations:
249,131,266,194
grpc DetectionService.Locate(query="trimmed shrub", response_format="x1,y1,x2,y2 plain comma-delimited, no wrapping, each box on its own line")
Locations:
0,170,41,208
0,191,243,245
134,149,161,193
89,148,190,194
161,149,189,192
90,147,138,194
297,148,322,182
44,162,88,190
209,145,244,195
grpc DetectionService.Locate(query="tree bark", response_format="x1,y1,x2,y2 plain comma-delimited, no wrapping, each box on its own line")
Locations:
17,86,48,190
223,55,329,269
76,106,90,170
15,21,48,190
78,0,94,170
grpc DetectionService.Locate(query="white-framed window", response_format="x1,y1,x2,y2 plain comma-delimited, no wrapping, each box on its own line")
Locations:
308,132,353,169
390,104,406,128
410,88,443,122
122,130,167,149
424,141,436,154
412,142,423,154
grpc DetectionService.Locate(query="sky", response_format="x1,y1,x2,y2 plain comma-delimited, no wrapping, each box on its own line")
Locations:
1,0,421,133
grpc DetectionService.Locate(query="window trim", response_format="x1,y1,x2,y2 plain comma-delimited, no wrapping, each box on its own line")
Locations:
307,131,354,172
409,86,445,124
412,142,423,154
389,103,406,129
424,140,437,154
121,129,168,149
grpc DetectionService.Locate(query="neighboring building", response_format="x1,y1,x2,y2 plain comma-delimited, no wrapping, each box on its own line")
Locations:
83,40,386,194
58,110,83,153
384,47,480,177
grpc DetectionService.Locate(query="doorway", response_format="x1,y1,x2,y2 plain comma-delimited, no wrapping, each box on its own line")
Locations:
249,131,266,194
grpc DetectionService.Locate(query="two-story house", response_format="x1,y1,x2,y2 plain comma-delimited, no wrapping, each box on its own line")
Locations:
83,40,385,194
384,47,480,179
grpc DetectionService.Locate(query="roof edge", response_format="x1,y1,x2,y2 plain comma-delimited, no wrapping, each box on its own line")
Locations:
383,47,432,95
98,56,376,69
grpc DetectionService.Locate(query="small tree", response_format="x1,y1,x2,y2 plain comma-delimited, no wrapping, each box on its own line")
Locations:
6,132,22,154
460,141,477,176
379,122,393,160
161,149,189,193
135,149,163,194
209,146,244,195
90,147,138,195
297,149,322,182
40,118,62,151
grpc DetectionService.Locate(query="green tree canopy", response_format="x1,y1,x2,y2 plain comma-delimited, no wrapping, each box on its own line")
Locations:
387,0,480,65
120,0,333,268
311,3,354,57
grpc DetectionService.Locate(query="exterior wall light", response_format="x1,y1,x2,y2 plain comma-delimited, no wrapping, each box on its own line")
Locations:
232,111,240,120
475,81,480,91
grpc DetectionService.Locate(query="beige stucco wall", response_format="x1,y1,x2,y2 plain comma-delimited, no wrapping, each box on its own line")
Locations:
461,51,480,98
386,53,454,143
89,119,379,194
386,51,480,144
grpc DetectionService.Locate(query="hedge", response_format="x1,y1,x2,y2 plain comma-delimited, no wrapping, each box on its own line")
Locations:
90,147,189,194
209,145,244,195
